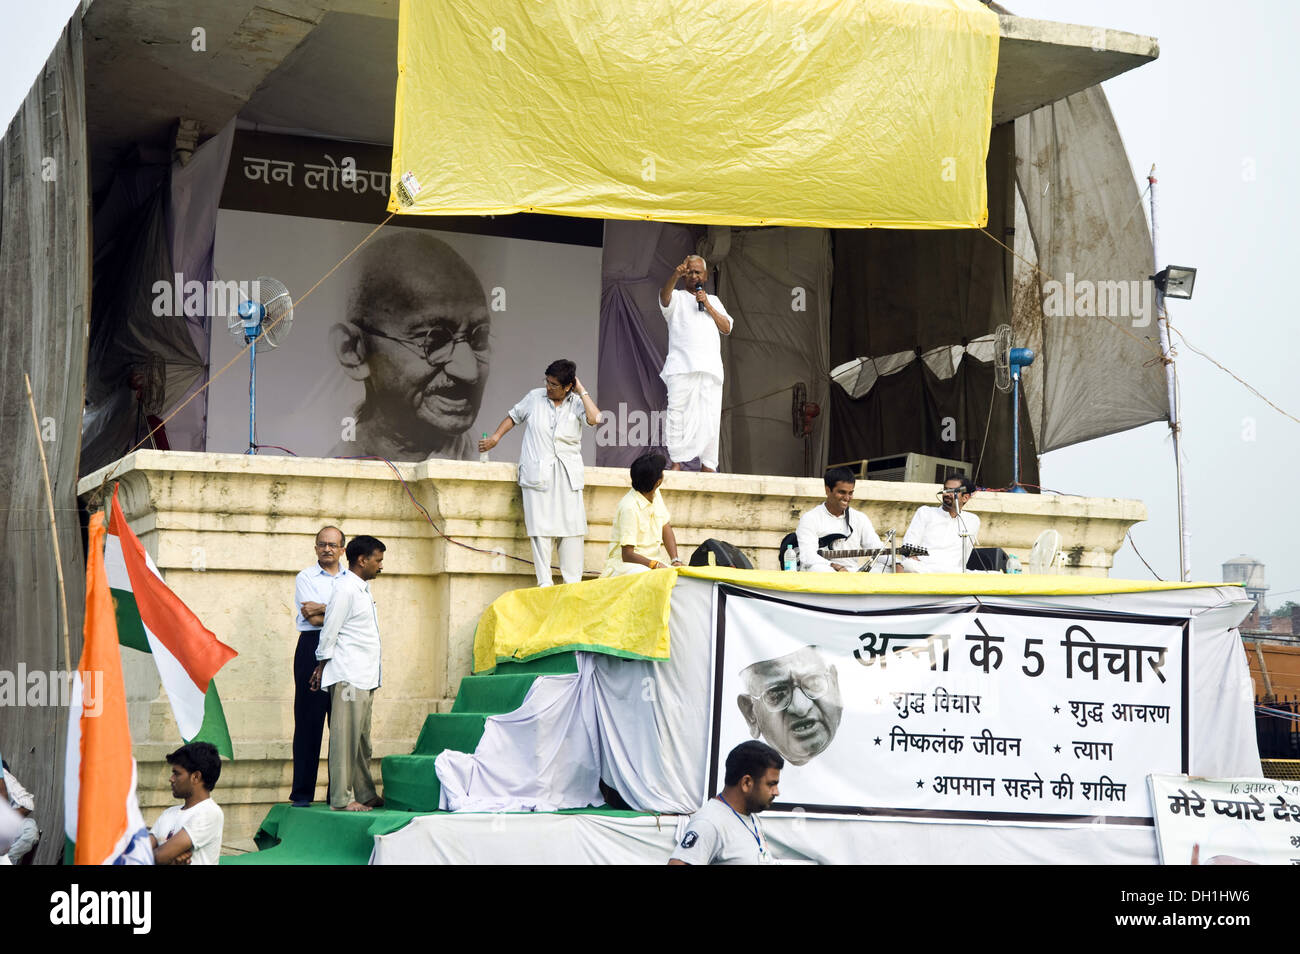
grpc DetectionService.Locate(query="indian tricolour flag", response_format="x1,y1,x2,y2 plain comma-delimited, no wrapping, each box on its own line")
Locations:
64,510,153,864
105,485,237,758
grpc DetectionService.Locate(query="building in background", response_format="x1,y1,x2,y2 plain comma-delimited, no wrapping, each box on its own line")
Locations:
1224,555,1270,630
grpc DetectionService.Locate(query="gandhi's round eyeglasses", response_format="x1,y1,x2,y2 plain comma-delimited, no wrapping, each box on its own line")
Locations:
365,324,490,365
750,672,832,712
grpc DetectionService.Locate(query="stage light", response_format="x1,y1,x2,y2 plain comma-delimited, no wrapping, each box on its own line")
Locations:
1151,265,1197,300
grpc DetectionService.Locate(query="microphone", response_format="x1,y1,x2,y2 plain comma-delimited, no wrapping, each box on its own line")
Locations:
696,283,705,312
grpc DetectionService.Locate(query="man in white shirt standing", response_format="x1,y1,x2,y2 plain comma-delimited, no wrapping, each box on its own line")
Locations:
900,474,980,574
668,741,783,865
310,535,386,812
150,742,225,865
290,526,349,806
796,467,886,572
659,255,733,473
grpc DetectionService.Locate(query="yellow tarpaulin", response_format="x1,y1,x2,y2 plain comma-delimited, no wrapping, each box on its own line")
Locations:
474,567,1235,672
474,568,677,672
391,0,999,228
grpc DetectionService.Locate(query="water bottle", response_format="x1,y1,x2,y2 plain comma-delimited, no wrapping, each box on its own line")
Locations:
1006,553,1022,574
782,545,797,572
479,433,489,464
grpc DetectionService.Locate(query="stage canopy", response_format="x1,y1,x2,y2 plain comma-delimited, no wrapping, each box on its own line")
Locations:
71,2,1167,487
389,0,999,228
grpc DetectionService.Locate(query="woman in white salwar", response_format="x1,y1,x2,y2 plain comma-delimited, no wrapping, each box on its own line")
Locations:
478,360,600,586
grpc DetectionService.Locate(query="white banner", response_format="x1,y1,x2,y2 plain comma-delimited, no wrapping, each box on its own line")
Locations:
709,585,1189,826
1149,774,1300,865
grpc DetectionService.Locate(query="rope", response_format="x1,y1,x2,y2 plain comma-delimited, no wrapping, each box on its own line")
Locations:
1125,530,1164,581
982,216,1298,425
99,212,399,495
1167,324,1299,425
977,226,1165,360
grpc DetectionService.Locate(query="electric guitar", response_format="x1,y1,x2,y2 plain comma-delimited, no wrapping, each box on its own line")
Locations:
813,533,928,561
777,531,927,569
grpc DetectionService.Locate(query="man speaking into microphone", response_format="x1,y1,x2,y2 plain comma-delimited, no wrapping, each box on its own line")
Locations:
658,255,733,472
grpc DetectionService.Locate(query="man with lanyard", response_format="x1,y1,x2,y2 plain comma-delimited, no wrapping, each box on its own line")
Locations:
796,466,887,572
899,474,980,574
668,741,783,865
289,526,349,806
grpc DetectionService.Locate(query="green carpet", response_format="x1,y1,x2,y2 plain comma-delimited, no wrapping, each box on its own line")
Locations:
223,804,426,865
489,653,580,676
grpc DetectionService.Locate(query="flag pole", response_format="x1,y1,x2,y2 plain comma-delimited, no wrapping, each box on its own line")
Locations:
1148,166,1191,582
24,372,72,672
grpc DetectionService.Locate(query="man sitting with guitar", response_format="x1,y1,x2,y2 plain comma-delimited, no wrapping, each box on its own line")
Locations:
793,467,895,572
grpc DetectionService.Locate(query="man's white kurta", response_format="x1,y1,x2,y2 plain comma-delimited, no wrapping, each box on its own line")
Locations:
795,504,885,572
509,388,588,538
901,506,980,574
660,289,732,467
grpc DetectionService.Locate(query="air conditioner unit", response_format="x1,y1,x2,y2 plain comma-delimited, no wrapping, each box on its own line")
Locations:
833,453,973,484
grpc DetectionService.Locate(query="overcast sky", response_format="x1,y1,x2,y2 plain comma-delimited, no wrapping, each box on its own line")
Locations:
1011,0,1299,600
0,0,80,134
3,0,1295,598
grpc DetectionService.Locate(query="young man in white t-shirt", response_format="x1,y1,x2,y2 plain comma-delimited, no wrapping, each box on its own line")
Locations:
668,741,783,866
150,742,225,866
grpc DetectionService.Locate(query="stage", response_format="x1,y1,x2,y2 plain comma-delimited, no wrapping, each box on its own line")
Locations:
79,449,1149,847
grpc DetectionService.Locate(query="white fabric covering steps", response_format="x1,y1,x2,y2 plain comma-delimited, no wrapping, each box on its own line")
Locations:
436,577,714,814
435,656,602,813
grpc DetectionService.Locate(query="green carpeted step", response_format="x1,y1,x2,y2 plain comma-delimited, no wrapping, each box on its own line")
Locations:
413,712,488,755
223,804,420,866
494,651,579,675
451,673,543,714
379,754,443,812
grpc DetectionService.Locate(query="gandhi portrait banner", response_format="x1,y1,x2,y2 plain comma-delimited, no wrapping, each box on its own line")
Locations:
208,211,602,462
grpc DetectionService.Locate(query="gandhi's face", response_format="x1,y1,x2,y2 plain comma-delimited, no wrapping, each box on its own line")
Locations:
366,271,490,434
345,236,491,440
738,647,843,766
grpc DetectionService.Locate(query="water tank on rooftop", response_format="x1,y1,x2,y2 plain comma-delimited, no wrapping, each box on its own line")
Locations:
1222,555,1267,593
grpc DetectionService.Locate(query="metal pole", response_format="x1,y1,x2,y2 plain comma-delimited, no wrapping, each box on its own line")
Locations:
248,342,257,454
1149,166,1190,581
1011,371,1025,492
